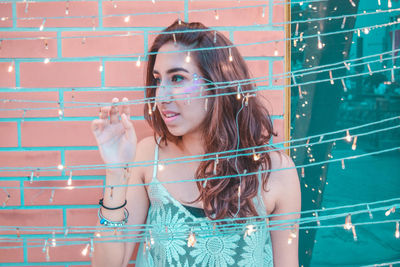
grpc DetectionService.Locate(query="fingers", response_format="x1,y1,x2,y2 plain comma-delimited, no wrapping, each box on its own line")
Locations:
121,97,131,118
110,97,119,124
121,113,137,142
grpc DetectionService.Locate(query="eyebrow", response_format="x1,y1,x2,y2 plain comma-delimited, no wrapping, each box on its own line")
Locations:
153,67,190,75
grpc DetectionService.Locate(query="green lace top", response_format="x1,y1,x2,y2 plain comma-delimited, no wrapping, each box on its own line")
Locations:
135,140,274,267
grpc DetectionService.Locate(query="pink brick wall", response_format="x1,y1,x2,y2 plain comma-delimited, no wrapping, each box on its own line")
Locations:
0,0,287,265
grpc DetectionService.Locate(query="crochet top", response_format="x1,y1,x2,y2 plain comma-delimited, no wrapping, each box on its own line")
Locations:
135,140,274,267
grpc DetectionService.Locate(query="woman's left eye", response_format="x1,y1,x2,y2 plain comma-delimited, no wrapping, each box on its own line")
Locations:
171,75,184,83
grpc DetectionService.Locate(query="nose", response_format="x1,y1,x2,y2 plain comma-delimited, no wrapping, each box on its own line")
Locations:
156,83,173,104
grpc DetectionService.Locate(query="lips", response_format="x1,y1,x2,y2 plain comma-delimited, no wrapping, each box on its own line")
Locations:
161,110,180,123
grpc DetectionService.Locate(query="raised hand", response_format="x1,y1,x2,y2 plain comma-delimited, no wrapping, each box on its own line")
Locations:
91,97,137,167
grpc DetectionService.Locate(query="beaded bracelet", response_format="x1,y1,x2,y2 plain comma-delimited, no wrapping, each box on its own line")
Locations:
98,207,129,227
99,198,127,210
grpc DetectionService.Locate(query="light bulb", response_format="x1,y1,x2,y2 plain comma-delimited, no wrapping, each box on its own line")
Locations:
229,48,233,62
351,136,357,150
124,16,130,23
8,64,13,73
395,221,399,238
57,164,64,170
81,243,89,256
136,56,141,67
185,52,191,63
388,0,392,8
44,58,50,64
329,70,334,85
345,130,352,142
214,10,219,20
344,214,352,230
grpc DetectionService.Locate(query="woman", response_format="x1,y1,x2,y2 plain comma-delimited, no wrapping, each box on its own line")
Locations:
91,20,300,267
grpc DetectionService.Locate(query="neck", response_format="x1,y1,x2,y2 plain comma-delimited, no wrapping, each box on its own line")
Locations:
179,131,205,157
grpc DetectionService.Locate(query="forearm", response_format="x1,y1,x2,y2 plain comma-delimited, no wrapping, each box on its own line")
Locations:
92,168,129,267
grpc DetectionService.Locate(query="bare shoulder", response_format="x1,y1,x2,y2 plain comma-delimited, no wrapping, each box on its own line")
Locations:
130,136,157,183
263,150,301,215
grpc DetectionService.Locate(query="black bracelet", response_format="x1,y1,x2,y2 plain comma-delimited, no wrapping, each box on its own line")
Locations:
99,198,127,210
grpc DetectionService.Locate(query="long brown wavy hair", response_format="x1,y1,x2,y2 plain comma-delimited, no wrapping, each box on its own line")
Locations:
144,20,277,220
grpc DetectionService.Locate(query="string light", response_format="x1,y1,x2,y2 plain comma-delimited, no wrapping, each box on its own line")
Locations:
65,0,69,15
30,171,34,184
341,17,346,29
395,221,399,238
124,16,130,23
51,231,56,247
213,31,217,43
81,243,90,256
341,159,345,169
367,204,373,219
344,214,353,230
7,61,14,73
39,19,46,31
317,31,323,49
301,167,305,178
367,64,373,75
385,206,396,216
351,136,358,150
185,51,191,63
341,79,348,92
378,0,381,6
90,238,94,257
262,6,265,18
49,189,55,203
363,28,370,35
288,225,297,244
329,70,334,85
44,40,48,50
187,231,196,247
44,58,50,64
349,0,356,7
214,10,219,20
274,42,279,56
136,56,141,67
253,149,260,161
16,227,20,238
344,61,351,70
391,68,395,82
244,224,256,238
345,130,352,142
295,23,299,35
388,0,392,8
213,154,219,175
57,164,64,170
352,225,358,241
147,102,152,115
229,47,233,62
172,33,177,46
236,83,241,100
178,17,182,25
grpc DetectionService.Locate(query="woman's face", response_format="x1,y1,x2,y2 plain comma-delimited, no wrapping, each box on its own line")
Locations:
153,42,208,137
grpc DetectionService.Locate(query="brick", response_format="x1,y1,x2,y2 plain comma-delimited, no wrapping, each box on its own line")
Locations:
272,118,284,144
105,61,146,87
64,150,104,176
0,242,23,263
20,61,101,88
234,30,285,57
102,1,184,28
272,1,285,25
0,62,16,87
246,60,269,87
0,122,18,147
28,242,90,262
17,1,98,28
66,207,97,227
0,151,61,177
0,32,57,58
258,90,284,116
24,180,103,206
0,181,21,207
0,91,59,118
0,3,12,28
62,31,144,58
63,90,145,118
21,121,95,147
273,60,285,86
0,209,63,235
188,1,268,27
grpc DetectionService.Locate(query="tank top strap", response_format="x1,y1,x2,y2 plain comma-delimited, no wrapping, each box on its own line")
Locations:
152,137,162,182
253,164,267,217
